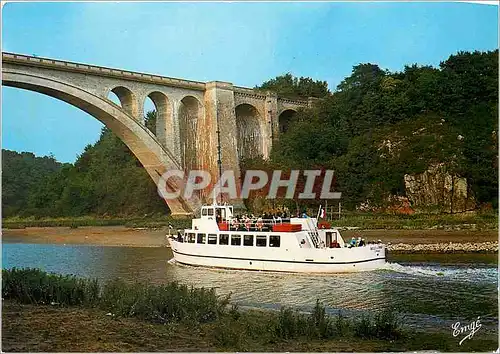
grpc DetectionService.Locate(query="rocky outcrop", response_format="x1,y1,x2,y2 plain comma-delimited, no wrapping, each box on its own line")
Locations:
404,164,475,213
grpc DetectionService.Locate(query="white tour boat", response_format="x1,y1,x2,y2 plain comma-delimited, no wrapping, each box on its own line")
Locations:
167,203,386,273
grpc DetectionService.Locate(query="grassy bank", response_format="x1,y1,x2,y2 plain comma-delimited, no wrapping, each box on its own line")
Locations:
3,210,498,230
329,210,498,230
2,268,497,352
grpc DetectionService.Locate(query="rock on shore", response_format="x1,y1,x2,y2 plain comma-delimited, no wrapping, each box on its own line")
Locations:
387,241,498,253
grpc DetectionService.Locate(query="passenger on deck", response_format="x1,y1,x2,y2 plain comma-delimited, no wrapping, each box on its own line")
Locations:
350,237,356,248
330,240,339,248
358,238,365,247
231,217,239,231
256,217,263,231
244,216,251,231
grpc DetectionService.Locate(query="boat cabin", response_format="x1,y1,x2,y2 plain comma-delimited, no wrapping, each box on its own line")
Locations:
176,204,347,250
200,205,233,222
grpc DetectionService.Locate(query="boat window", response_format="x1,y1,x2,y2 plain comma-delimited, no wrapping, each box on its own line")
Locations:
202,208,207,216
208,234,217,244
269,235,281,247
197,233,206,244
188,233,196,243
231,234,241,246
219,234,229,245
256,235,267,247
243,235,254,246
208,208,214,216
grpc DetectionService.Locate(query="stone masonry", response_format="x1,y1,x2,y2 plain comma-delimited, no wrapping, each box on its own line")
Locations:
2,52,308,215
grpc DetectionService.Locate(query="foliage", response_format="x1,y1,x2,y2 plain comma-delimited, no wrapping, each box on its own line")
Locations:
2,268,99,306
354,310,401,340
1,150,64,217
3,268,229,324
271,300,399,341
256,73,330,98
247,50,498,211
100,279,229,324
2,112,168,217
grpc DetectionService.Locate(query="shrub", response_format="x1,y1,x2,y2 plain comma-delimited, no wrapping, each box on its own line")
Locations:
3,268,230,325
2,268,99,306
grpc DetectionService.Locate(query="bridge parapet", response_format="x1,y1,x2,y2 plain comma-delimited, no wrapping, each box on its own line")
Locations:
277,97,308,106
2,52,207,91
233,86,267,99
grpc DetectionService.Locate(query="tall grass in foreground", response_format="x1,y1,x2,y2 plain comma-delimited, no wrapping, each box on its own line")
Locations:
272,300,401,340
2,268,99,306
2,268,228,324
2,268,402,347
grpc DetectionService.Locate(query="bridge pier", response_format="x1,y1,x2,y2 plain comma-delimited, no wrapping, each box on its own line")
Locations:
204,81,244,208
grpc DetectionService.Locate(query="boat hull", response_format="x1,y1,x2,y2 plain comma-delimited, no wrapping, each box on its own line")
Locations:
169,240,386,273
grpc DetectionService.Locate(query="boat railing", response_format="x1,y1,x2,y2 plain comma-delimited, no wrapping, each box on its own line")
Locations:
218,218,292,232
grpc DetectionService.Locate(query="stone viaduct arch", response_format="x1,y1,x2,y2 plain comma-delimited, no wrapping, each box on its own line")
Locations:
2,52,310,215
2,69,198,215
235,103,264,162
278,109,298,134
144,91,173,152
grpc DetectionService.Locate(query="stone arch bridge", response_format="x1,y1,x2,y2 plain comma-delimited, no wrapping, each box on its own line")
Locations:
2,52,312,215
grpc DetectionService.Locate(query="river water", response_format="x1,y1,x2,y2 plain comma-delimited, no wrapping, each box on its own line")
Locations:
2,241,498,337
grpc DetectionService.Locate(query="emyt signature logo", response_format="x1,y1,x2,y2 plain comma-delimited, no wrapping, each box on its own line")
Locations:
451,316,482,345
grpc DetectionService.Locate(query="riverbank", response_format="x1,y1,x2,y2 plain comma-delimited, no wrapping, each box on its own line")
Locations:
1,226,170,247
3,210,497,231
2,266,497,353
2,226,498,253
3,300,496,352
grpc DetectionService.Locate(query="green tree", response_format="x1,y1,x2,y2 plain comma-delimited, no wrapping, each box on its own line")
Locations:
256,73,330,98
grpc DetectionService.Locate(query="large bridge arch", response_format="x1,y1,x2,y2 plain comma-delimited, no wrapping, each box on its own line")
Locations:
278,108,297,134
2,69,199,215
235,103,264,162
178,95,203,171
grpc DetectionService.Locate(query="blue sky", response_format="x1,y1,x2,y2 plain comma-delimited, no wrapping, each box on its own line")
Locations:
2,1,498,163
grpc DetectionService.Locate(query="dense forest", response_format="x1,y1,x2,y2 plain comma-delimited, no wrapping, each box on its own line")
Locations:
2,50,498,217
2,113,165,218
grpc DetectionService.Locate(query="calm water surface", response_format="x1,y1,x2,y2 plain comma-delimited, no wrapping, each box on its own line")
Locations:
2,240,498,336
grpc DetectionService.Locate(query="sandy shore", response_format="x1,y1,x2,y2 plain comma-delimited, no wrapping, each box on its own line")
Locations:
2,226,170,247
2,226,498,252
